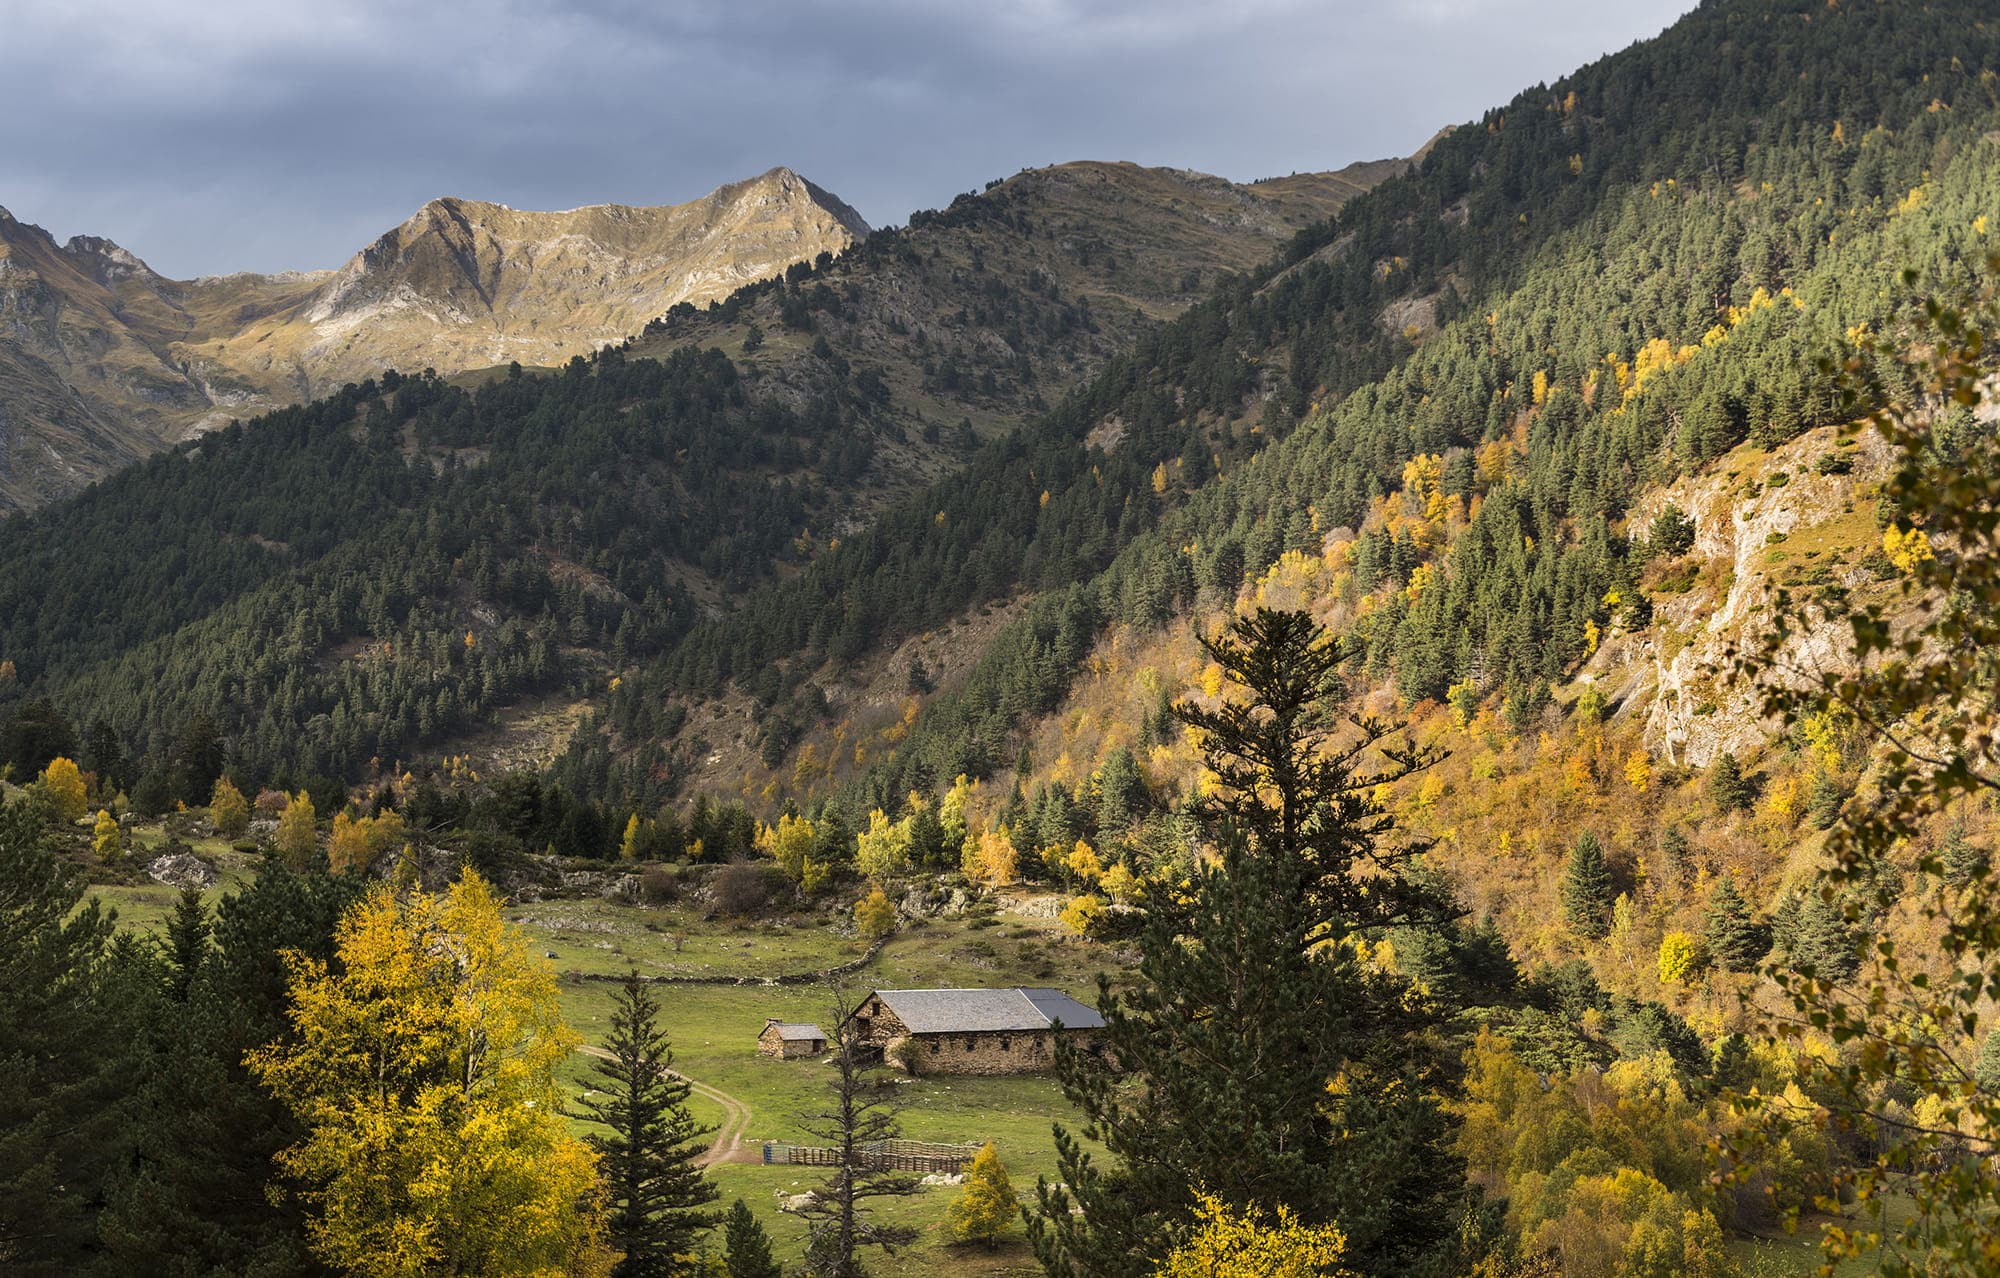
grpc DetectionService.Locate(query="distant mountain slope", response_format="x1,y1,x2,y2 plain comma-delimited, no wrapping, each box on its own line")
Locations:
0,152,1406,781
629,157,1416,472
0,169,866,511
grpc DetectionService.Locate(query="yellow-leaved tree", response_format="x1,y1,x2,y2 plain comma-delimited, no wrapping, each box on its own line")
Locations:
756,812,816,883
854,886,898,940
39,756,87,823
275,791,318,865
93,808,123,863
328,808,407,875
853,808,912,882
1153,1192,1351,1278
946,1142,1015,1248
250,873,613,1277
961,825,1017,886
210,777,251,837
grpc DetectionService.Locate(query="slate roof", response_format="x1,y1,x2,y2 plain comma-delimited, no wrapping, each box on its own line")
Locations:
767,1022,826,1041
868,987,1104,1035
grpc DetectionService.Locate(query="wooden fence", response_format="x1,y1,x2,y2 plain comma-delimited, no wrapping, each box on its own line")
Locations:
762,1138,984,1172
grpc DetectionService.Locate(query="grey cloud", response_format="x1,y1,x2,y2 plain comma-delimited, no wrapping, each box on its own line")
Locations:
0,0,1695,278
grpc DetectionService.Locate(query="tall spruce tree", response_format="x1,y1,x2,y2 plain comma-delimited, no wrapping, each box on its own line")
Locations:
1027,609,1472,1278
161,885,210,1002
0,795,119,1273
580,975,720,1276
1703,879,1770,973
1559,832,1614,940
797,985,920,1277
1707,752,1753,814
94,856,366,1275
1940,823,1986,887
721,1199,780,1278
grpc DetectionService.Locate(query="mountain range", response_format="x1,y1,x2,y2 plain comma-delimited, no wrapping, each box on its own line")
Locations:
0,168,868,511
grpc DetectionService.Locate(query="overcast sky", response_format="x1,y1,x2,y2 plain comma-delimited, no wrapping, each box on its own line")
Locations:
2,0,1697,279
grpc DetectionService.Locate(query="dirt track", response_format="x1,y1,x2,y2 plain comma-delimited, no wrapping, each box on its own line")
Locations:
578,1044,758,1166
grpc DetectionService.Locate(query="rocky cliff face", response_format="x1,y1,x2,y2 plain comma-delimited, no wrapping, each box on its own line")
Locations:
0,168,868,511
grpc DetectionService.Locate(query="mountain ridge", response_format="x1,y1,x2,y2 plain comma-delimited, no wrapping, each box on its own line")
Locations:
0,167,870,511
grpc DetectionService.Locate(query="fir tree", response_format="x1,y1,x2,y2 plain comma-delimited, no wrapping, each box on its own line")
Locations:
1707,752,1753,814
1806,772,1846,831
797,985,920,1277
162,885,210,1003
1657,825,1691,887
1560,832,1614,940
1027,609,1469,1278
1780,890,1859,982
580,975,720,1276
0,795,119,1272
1940,823,1986,887
721,1199,780,1278
1703,879,1770,973
1976,1030,2000,1096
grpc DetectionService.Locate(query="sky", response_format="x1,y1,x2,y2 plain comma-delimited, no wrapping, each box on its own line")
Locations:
1,0,1698,280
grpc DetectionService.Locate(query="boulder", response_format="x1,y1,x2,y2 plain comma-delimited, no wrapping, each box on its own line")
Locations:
146,851,219,890
1008,894,1067,920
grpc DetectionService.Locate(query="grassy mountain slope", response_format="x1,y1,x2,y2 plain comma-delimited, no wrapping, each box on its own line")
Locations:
0,169,864,512
629,158,1414,453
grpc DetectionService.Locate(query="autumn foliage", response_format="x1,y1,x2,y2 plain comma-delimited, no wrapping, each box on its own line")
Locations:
250,874,613,1276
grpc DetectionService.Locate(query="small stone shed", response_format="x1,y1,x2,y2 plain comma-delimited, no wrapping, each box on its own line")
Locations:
758,1019,828,1059
849,987,1104,1075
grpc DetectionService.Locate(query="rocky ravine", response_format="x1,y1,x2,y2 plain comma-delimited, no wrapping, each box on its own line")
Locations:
0,168,867,512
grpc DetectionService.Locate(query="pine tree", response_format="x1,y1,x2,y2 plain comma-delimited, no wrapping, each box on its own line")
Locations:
162,885,210,1002
721,1199,780,1278
1703,879,1771,973
1806,772,1846,830
946,1142,1015,1248
1560,832,1615,940
1784,890,1859,982
580,976,720,1276
0,794,119,1272
1707,751,1753,814
1028,609,1468,1278
94,857,366,1275
1976,1030,2000,1096
797,985,919,1277
1940,823,1986,887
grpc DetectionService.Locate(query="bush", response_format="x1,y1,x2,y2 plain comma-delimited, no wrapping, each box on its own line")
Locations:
640,864,680,905
1648,505,1696,557
713,863,780,918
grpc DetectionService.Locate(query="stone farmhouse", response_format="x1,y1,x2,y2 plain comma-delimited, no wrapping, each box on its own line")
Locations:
757,1020,828,1059
849,987,1104,1075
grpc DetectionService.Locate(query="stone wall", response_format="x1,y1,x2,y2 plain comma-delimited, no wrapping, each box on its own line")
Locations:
758,1026,824,1059
905,1028,1097,1075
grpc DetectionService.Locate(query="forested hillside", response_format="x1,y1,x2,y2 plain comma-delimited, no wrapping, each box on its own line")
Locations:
13,1,2000,1274
630,159,1404,456
573,0,2000,815
0,161,1389,791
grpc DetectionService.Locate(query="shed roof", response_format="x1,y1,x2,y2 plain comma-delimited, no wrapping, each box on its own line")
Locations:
868,987,1104,1035
767,1022,826,1041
